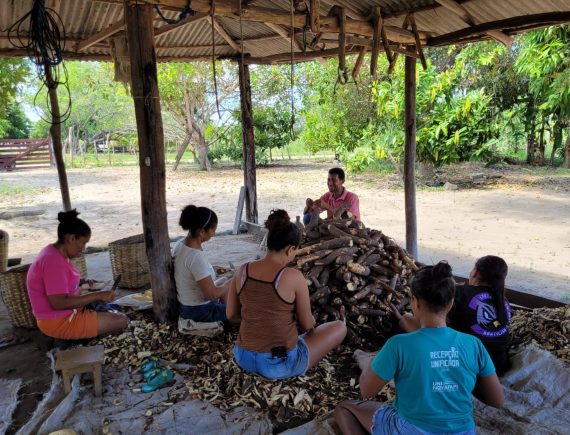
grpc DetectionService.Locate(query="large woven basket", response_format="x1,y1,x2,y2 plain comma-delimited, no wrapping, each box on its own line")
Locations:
0,229,8,272
109,234,149,289
0,264,36,329
71,253,88,278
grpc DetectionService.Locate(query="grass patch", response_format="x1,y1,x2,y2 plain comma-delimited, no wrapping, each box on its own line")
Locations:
0,181,41,197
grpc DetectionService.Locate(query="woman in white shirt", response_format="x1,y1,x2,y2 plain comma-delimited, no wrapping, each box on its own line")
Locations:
173,205,229,322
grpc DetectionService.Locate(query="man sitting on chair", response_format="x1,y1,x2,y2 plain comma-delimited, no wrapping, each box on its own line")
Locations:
304,167,360,225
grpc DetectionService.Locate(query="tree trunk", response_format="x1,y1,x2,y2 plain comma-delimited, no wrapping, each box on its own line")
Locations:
404,56,418,259
173,134,191,171
195,135,212,171
563,133,570,169
526,99,537,165
538,116,546,165
551,120,563,165
125,2,176,322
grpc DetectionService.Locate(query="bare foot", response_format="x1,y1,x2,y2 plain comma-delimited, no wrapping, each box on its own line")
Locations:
354,349,378,372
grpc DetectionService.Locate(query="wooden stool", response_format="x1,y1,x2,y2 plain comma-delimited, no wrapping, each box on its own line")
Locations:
55,345,105,396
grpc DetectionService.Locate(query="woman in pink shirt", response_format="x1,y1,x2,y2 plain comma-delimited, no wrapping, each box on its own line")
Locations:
27,210,128,340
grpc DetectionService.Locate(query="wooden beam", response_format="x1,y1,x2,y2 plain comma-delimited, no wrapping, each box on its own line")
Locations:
242,47,363,64
144,0,421,43
352,46,366,80
77,19,125,51
310,0,320,33
429,12,570,46
435,0,512,46
238,59,258,224
46,67,72,211
208,16,241,52
264,22,305,52
404,55,417,259
409,15,427,69
124,2,176,322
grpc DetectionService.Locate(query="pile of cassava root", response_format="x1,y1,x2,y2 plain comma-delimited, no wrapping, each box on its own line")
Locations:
294,210,419,350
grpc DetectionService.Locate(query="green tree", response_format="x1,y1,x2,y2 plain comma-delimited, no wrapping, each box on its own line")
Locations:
0,59,29,118
0,102,30,139
516,26,570,167
158,61,238,171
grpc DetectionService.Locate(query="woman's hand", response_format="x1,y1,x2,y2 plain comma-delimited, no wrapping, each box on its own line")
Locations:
97,290,117,303
389,303,403,321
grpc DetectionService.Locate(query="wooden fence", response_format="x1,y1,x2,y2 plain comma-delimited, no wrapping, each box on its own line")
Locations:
0,137,54,170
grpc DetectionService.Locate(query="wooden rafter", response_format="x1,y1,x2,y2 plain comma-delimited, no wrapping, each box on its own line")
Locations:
435,0,512,46
264,22,305,52
143,0,422,44
309,0,320,33
428,12,570,46
208,16,241,52
352,46,366,80
242,46,364,65
409,15,427,70
77,19,124,51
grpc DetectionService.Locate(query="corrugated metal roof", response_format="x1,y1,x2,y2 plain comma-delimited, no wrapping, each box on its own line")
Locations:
0,0,569,63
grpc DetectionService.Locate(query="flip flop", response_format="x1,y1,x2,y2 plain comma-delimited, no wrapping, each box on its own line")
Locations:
0,334,29,350
141,368,174,393
143,367,161,381
139,357,158,374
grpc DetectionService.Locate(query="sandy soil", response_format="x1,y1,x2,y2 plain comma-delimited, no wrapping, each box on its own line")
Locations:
1,161,569,302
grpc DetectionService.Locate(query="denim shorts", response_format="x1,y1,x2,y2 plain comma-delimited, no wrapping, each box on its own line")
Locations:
372,404,476,435
179,300,227,323
233,337,310,380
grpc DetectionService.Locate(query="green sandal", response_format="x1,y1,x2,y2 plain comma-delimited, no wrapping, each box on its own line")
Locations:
139,357,158,374
141,368,174,393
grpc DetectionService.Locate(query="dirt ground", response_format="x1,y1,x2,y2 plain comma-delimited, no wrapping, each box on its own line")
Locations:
1,160,569,302
0,159,569,433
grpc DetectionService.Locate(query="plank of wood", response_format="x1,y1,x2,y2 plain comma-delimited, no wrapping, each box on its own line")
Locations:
233,186,246,235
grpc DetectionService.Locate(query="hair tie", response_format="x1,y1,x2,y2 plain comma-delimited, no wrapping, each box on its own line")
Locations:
202,210,212,228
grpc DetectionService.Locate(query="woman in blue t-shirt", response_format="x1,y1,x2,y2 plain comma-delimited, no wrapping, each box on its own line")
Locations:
396,256,512,375
335,262,504,435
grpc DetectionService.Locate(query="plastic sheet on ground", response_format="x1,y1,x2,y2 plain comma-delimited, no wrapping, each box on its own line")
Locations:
0,378,22,434
475,343,570,435
18,360,272,435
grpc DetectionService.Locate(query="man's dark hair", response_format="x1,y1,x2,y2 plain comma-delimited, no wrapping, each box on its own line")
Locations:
329,167,345,181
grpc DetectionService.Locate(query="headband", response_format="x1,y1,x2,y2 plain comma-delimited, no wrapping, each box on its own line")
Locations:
202,210,212,228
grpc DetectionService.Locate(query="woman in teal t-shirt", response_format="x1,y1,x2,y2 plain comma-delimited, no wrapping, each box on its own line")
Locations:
335,262,504,435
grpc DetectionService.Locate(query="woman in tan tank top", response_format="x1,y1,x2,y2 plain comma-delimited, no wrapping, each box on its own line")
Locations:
226,209,347,380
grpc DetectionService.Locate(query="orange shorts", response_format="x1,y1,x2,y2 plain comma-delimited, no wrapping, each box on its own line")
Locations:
37,310,98,340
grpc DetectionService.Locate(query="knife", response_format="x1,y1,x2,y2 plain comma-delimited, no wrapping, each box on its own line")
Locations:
110,274,122,292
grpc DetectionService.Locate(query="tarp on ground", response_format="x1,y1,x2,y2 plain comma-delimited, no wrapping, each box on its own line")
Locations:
0,378,22,434
17,358,271,435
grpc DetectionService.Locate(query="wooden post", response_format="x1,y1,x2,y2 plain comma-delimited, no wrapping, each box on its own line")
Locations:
46,66,72,211
404,55,418,259
124,1,176,322
238,58,258,224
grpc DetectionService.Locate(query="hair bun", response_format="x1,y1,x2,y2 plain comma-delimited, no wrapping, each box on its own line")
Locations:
432,261,453,279
265,209,291,232
58,209,80,224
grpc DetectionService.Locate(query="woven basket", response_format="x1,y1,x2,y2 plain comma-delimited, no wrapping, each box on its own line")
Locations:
0,229,8,272
71,253,88,278
0,264,36,329
109,234,149,289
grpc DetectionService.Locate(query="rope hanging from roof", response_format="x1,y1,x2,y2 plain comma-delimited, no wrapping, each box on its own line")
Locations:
289,0,296,139
210,0,221,117
7,0,71,123
155,0,195,24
